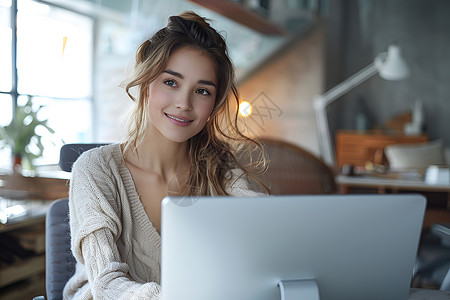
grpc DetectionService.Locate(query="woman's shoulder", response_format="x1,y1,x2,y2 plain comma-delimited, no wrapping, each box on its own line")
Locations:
72,143,122,174
226,168,268,197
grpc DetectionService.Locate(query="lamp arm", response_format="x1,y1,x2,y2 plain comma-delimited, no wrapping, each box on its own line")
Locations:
319,62,377,107
313,97,334,165
313,62,378,166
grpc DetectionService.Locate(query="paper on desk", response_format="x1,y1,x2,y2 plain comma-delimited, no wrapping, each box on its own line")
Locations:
0,197,51,224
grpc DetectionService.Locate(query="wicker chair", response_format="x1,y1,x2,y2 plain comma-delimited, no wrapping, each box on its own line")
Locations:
244,137,337,195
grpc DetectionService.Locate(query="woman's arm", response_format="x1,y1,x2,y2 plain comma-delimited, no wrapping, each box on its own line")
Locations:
67,148,161,299
80,229,160,299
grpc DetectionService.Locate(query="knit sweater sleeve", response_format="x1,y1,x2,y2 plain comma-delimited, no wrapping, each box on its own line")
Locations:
68,148,160,299
226,168,268,197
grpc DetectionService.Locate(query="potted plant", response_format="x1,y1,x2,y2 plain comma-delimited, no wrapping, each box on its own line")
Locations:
0,98,55,170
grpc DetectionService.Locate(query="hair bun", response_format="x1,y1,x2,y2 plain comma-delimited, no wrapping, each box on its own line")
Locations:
176,11,211,27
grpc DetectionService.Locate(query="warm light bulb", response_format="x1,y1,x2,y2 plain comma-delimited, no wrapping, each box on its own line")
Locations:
239,101,252,117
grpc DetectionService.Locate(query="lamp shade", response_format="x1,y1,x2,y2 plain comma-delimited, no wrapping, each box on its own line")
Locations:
374,44,410,80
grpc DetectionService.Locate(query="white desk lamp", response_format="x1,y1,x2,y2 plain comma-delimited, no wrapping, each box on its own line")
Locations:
313,44,410,166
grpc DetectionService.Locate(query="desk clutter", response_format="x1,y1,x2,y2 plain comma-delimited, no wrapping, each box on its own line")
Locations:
425,165,450,185
0,197,52,225
384,139,447,170
336,130,449,184
336,130,428,168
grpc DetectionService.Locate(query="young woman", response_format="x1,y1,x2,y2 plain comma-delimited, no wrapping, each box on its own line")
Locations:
63,11,267,299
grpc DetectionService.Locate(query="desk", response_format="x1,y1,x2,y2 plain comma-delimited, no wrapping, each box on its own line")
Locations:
337,174,450,196
337,175,450,228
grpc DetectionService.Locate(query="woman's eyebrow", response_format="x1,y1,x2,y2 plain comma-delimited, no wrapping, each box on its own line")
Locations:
163,69,216,88
198,80,216,88
163,69,183,79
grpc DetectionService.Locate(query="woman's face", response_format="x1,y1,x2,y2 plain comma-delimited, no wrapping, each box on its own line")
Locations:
147,46,217,143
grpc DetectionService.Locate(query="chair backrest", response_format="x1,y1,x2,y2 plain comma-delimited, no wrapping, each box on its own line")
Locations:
44,143,106,299
245,137,337,195
45,198,75,300
59,143,108,172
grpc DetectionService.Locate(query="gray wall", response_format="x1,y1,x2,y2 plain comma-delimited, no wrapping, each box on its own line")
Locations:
326,0,450,147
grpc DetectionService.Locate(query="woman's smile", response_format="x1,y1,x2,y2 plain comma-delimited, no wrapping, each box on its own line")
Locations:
164,113,193,127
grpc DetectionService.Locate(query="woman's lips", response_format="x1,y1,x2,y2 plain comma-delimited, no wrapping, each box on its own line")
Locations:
165,113,193,127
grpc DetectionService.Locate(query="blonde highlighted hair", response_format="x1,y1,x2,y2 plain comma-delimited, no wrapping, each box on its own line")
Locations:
121,11,268,195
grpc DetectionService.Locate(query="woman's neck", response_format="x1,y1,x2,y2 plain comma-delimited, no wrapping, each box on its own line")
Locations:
125,129,189,182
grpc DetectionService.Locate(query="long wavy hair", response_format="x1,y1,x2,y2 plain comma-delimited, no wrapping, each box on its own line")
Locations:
121,11,268,195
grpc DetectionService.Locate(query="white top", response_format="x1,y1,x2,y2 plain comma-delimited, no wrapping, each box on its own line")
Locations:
63,143,262,300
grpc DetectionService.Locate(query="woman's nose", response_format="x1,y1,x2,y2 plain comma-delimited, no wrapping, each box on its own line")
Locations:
175,91,192,111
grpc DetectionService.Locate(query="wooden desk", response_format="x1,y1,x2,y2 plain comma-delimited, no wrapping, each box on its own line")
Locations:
0,172,69,201
337,175,450,228
337,174,450,195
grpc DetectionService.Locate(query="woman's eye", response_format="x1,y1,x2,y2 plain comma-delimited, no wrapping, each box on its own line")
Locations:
196,88,211,96
164,79,177,87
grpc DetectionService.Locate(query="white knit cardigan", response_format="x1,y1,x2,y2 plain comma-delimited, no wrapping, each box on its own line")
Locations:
63,143,263,300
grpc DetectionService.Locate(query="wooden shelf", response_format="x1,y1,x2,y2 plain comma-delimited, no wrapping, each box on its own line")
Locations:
188,0,285,35
0,175,53,297
0,273,45,300
0,254,45,289
0,215,45,234
0,217,47,299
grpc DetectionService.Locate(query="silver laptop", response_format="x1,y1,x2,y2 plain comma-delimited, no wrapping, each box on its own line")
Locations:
161,194,426,300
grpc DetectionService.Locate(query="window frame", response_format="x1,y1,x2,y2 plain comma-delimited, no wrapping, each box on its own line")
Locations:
0,0,97,166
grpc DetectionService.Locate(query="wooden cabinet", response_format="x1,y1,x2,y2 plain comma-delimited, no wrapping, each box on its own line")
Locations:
335,130,428,168
0,217,47,299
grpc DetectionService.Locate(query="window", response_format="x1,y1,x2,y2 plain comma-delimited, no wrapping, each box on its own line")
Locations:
17,0,93,98
0,0,12,93
1,0,94,168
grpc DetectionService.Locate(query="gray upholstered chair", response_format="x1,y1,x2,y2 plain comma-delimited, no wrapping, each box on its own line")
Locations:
43,198,75,300
58,143,108,172
34,144,106,300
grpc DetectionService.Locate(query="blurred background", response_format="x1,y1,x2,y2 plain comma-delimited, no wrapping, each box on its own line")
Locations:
1,1,450,299
1,0,449,171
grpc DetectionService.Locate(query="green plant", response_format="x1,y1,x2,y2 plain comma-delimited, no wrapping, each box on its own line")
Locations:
0,98,55,169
